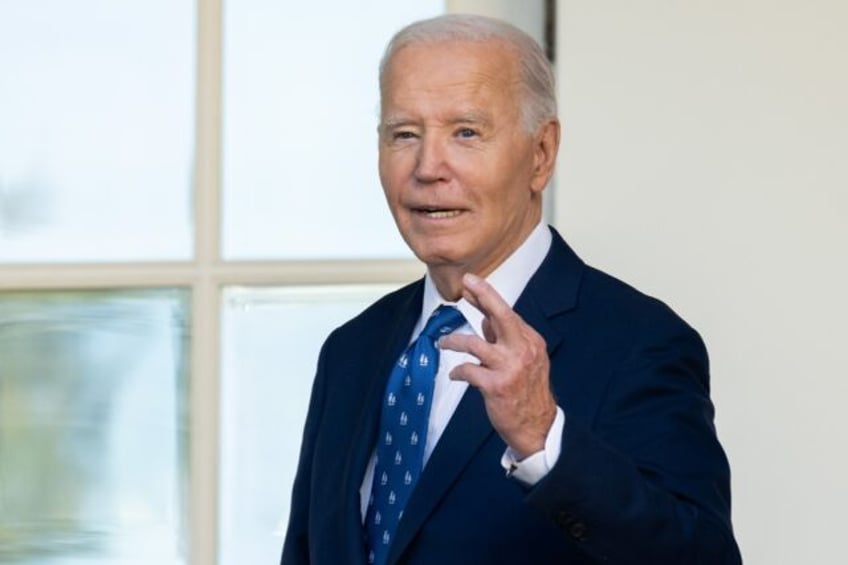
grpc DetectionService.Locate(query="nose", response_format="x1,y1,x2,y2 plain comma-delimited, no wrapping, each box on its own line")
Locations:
414,135,449,184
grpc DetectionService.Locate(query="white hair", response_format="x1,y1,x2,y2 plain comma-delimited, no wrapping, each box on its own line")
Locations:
379,14,557,132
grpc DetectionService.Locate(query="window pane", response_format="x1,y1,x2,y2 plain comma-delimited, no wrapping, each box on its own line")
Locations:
219,284,398,565
0,2,195,262
0,290,190,564
222,1,443,260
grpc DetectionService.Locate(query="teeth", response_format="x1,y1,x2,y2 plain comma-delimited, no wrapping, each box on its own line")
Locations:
424,210,461,219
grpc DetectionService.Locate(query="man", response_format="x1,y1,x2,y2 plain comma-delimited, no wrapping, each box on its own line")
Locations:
282,14,741,565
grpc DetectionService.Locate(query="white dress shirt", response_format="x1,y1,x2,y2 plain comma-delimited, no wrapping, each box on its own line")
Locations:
359,222,565,520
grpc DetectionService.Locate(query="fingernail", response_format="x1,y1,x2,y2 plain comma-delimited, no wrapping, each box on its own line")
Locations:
464,273,482,286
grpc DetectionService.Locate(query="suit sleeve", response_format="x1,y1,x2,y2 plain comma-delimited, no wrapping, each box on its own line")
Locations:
280,334,334,565
526,313,742,564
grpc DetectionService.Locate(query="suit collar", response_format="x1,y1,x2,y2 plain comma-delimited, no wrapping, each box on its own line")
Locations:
512,226,584,357
523,226,584,319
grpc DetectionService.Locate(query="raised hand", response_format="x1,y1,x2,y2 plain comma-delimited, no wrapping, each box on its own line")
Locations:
439,273,557,459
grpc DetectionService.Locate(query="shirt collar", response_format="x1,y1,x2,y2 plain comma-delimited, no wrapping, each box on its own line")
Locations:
416,222,552,340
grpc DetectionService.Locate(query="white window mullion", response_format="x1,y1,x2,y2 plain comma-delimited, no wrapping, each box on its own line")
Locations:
0,263,196,290
192,0,224,563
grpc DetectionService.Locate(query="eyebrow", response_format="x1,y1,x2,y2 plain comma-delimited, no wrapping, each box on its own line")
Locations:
380,111,493,132
380,118,416,132
450,111,492,127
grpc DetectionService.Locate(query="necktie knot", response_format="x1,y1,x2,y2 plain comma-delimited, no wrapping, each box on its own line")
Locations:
421,305,465,340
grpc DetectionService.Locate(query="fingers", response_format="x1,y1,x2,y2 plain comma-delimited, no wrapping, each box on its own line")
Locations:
438,333,499,366
462,273,521,344
443,274,556,457
448,361,492,389
441,273,531,362
462,273,511,319
439,312,548,380
437,333,496,390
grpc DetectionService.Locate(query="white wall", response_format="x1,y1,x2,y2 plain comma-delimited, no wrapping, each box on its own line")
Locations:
556,2,848,563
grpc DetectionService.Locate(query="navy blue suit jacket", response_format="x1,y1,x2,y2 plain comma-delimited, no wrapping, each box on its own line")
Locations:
282,228,741,564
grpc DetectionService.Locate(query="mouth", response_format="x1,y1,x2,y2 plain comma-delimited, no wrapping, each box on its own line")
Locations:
412,207,464,219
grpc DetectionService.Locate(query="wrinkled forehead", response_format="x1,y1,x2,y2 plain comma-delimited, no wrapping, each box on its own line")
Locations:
378,41,524,129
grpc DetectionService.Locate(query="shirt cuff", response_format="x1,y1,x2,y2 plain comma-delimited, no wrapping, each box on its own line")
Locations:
499,407,564,486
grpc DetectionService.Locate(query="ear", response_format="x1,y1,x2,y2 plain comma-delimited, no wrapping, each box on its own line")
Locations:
529,118,561,194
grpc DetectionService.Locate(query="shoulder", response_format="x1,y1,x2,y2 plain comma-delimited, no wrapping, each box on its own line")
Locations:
543,228,700,341
574,265,710,396
539,234,707,372
579,265,706,359
584,266,694,331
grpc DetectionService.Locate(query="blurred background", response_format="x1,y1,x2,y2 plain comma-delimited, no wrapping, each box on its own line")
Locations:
0,1,845,564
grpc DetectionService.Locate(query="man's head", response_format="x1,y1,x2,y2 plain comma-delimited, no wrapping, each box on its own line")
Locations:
378,15,560,298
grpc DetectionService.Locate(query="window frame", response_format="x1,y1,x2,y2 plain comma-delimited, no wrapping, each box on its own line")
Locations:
0,3,419,563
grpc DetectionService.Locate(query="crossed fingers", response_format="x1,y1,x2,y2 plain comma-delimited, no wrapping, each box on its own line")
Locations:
438,273,556,458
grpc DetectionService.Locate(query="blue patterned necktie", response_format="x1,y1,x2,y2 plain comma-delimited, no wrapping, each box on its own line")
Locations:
365,305,466,565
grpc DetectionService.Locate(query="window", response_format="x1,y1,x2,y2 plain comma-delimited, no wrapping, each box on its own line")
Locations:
0,1,194,262
0,1,441,564
0,290,189,565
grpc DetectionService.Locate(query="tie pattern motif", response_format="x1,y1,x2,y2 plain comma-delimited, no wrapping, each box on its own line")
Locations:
365,305,466,565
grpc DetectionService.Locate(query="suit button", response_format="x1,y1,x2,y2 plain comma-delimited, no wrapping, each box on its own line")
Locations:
568,521,588,541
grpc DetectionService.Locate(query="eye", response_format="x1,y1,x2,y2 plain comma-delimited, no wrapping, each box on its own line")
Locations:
456,128,478,139
393,130,417,140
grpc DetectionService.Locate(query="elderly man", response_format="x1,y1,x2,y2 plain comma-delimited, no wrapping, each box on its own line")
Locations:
282,14,741,565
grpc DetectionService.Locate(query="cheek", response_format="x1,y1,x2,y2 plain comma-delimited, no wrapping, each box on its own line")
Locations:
379,154,410,196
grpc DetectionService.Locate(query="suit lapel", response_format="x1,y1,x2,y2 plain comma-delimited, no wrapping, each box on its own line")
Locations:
340,282,425,563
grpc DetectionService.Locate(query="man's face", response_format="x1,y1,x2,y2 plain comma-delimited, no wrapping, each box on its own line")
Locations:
379,40,555,280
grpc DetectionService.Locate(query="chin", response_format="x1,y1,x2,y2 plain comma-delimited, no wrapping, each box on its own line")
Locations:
404,234,459,262
418,252,472,273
